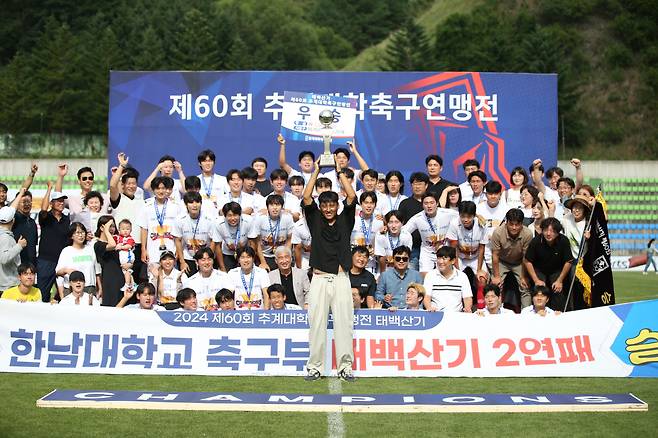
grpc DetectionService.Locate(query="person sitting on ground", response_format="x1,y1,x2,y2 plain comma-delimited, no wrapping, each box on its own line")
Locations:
521,285,561,316
268,283,302,310
59,271,100,306
215,288,235,310
1,263,40,302
175,287,198,311
475,284,514,316
117,282,164,310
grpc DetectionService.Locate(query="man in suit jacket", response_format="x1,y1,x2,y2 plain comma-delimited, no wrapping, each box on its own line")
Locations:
269,246,310,308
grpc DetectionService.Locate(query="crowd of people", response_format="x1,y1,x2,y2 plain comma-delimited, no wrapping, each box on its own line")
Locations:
0,136,598,317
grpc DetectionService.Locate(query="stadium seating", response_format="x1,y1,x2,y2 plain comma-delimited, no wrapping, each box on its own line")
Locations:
599,178,658,256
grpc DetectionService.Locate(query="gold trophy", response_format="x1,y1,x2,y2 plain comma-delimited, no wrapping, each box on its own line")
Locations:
318,109,336,169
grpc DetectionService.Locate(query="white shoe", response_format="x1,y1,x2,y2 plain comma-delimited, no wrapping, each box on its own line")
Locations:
643,272,648,275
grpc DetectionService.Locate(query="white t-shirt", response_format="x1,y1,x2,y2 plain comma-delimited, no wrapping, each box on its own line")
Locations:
404,209,459,259
253,213,294,258
288,168,314,186
59,293,101,306
350,214,384,250
55,244,98,289
246,191,267,214
544,187,564,219
482,306,514,315
182,269,233,310
374,230,413,257
148,268,182,305
112,193,145,244
213,215,256,256
125,303,165,311
521,305,556,316
459,181,473,201
446,218,488,268
198,173,230,206
217,191,257,216
423,268,472,312
291,218,312,269
171,212,215,260
375,193,408,217
266,192,302,219
323,169,360,193
506,188,522,209
228,266,271,310
476,201,510,264
562,212,587,259
137,198,183,263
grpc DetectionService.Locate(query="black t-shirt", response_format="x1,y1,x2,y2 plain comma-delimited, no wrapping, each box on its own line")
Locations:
37,211,71,262
525,234,573,276
427,178,457,198
255,180,273,196
349,269,377,298
303,198,356,274
12,212,38,265
398,197,423,250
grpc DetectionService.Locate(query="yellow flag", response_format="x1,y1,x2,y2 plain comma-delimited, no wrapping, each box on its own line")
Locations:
575,258,592,306
595,191,608,215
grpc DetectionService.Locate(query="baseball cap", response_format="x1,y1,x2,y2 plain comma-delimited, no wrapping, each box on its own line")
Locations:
159,250,176,261
0,206,16,224
69,271,85,283
50,191,68,201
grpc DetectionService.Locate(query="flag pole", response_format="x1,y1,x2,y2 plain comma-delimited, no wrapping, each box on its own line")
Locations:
563,185,600,312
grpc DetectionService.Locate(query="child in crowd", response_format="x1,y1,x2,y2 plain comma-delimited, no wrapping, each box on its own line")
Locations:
115,219,136,291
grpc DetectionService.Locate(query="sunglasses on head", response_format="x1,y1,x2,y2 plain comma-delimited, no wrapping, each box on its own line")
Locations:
394,256,409,262
81,176,94,181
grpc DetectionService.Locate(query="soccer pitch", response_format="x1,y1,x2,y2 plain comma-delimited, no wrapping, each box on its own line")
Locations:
1,272,657,438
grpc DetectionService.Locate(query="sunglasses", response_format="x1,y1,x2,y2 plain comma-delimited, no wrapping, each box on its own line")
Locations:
80,176,94,181
394,256,409,262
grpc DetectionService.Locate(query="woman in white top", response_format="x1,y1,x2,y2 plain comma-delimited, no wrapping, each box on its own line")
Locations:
505,167,529,208
55,222,99,300
228,246,270,310
375,210,413,273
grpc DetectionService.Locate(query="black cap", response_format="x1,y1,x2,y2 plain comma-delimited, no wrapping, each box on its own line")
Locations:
69,271,85,283
159,250,176,261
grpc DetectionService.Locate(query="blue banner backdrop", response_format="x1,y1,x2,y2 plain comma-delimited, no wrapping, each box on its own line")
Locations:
109,71,557,187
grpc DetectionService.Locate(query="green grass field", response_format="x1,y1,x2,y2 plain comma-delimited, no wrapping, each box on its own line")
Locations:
1,272,657,438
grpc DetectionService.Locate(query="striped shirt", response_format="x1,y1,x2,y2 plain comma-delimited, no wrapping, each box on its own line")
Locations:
423,267,472,312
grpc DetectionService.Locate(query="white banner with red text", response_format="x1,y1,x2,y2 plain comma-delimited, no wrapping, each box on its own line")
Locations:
0,300,656,377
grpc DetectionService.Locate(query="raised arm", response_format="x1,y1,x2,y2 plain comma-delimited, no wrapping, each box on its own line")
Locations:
174,161,186,194
9,187,26,210
277,133,294,174
530,159,547,194
41,182,53,213
302,159,321,206
338,165,356,205
348,140,369,171
142,162,162,192
20,164,38,191
54,163,67,193
571,158,584,191
110,153,128,202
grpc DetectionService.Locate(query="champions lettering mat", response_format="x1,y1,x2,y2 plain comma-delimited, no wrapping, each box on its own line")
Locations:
37,390,647,413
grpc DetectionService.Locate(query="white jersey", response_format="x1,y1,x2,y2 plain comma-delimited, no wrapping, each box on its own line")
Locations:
137,198,183,263
446,218,488,270
212,215,256,256
171,212,215,260
476,201,510,265
375,192,408,217
253,213,294,258
521,305,557,316
291,218,312,269
459,181,473,201
228,266,271,310
217,191,257,216
288,168,314,186
198,173,230,207
266,192,301,219
323,168,360,193
182,269,233,310
374,230,413,258
404,208,458,271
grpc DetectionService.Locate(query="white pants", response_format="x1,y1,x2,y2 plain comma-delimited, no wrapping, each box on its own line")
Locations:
306,271,354,375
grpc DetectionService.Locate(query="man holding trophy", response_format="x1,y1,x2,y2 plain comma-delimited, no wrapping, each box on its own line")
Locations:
300,109,357,382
